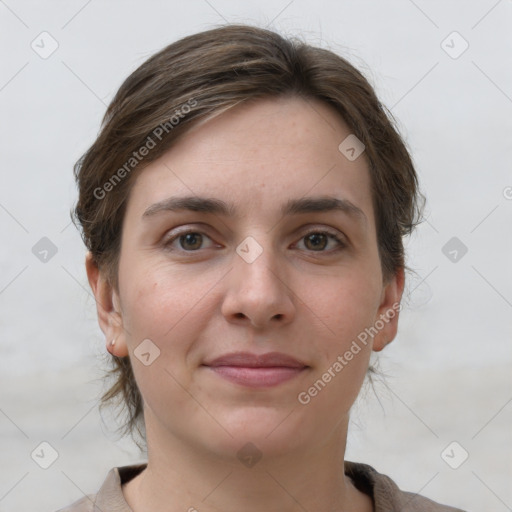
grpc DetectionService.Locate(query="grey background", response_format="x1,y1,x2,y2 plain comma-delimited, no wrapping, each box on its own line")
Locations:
1,1,511,510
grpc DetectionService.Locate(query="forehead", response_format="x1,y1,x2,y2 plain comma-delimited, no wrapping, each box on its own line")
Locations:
126,96,374,226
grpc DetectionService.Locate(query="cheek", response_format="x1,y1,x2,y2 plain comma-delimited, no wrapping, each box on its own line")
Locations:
120,259,200,338
120,272,204,419
119,262,218,387
296,277,378,412
310,270,381,350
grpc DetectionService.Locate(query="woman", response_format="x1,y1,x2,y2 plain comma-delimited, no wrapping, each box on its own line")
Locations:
59,23,466,512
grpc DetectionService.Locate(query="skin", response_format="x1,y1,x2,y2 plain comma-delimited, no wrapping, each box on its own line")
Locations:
86,95,404,512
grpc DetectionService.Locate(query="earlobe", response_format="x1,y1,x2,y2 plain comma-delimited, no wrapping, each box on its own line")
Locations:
106,334,129,358
85,252,129,358
372,266,405,352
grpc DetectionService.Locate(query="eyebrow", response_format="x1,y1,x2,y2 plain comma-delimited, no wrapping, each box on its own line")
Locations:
142,195,367,226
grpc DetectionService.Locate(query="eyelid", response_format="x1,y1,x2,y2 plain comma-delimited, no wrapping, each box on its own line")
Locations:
297,224,345,239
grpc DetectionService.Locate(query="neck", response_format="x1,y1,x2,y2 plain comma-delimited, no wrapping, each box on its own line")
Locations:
123,413,373,512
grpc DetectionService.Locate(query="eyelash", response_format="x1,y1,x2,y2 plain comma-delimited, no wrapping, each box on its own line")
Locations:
162,227,346,254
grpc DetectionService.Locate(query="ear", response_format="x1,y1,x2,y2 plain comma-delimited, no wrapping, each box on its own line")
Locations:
372,266,405,352
85,252,129,357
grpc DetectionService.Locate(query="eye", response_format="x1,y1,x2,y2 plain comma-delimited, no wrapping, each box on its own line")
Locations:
295,229,346,253
163,230,216,252
162,227,346,254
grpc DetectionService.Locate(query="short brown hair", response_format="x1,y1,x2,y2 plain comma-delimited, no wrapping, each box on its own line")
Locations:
72,23,424,445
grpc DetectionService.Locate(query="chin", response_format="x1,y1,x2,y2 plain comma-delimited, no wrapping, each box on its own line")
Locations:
202,406,309,460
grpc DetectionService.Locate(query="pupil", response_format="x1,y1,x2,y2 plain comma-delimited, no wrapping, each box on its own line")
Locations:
182,233,201,250
307,233,326,250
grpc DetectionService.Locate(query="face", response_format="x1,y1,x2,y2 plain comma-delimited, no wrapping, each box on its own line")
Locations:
88,96,404,461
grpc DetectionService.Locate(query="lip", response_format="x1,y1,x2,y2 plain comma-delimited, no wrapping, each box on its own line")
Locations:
204,351,307,368
202,351,309,388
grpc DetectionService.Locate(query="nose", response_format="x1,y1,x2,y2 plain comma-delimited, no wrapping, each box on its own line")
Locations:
221,241,295,330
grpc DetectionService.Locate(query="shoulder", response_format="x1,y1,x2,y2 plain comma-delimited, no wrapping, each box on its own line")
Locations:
54,464,146,512
344,460,467,512
400,490,467,512
54,494,96,511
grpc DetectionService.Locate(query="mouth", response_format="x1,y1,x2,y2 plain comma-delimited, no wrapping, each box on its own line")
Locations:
202,351,309,388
